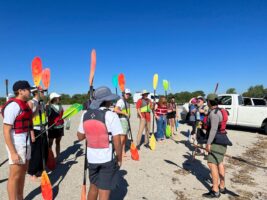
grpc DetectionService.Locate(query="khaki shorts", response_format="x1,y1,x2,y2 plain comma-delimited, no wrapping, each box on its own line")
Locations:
120,119,129,135
6,144,31,165
207,144,227,165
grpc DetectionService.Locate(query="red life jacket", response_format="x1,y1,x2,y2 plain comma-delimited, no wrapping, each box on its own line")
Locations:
48,105,64,127
203,108,228,134
83,109,112,149
155,104,168,115
1,98,33,134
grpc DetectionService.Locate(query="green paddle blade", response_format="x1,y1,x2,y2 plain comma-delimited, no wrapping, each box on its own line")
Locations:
112,75,118,88
166,125,171,138
163,80,169,91
62,103,83,119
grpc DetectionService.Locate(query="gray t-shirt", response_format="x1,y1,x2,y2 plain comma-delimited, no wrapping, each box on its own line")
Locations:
207,109,223,145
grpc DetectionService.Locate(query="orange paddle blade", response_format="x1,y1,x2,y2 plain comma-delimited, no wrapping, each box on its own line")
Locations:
31,57,43,86
42,68,51,90
89,49,96,86
130,142,139,161
81,185,86,200
118,73,125,92
46,148,56,170
41,171,53,200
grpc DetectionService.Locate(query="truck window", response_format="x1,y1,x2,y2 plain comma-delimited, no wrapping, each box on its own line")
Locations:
243,97,252,106
252,99,267,106
218,96,232,105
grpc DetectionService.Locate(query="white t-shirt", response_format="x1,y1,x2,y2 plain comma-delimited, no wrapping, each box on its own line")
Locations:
116,99,130,120
78,107,123,164
3,102,30,146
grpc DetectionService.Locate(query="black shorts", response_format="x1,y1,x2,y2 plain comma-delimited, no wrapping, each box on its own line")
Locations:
167,111,176,119
48,128,64,139
88,159,120,190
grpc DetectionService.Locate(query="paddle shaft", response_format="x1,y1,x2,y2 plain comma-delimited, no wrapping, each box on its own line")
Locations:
122,97,134,141
152,89,156,135
5,79,8,102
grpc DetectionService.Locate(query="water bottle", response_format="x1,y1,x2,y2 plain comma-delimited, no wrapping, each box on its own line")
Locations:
196,111,200,121
66,118,71,130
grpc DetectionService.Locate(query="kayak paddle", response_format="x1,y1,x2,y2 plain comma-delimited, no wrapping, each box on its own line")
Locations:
150,74,158,151
112,75,119,95
5,79,8,102
214,83,219,94
31,57,53,200
163,79,169,97
81,49,97,200
118,73,139,161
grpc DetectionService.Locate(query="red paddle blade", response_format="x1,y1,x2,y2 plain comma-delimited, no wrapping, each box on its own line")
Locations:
81,185,86,200
31,57,43,86
41,171,53,200
42,68,51,90
89,49,96,86
130,142,139,161
118,73,125,92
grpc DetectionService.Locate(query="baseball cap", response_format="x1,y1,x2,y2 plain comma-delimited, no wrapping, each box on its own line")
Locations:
13,80,33,92
207,93,218,101
125,88,131,95
49,92,61,100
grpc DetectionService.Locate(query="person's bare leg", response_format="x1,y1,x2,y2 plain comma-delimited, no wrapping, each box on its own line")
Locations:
98,189,111,200
170,119,175,134
17,162,28,200
208,163,219,192
218,163,225,189
121,135,127,157
87,184,98,200
8,164,24,200
55,137,62,158
137,119,146,146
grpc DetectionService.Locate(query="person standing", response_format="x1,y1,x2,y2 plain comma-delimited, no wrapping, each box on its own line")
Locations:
2,80,34,200
47,92,64,160
189,98,197,143
167,97,178,135
114,88,132,158
203,94,230,198
136,90,153,149
77,86,123,200
27,86,49,180
154,96,168,141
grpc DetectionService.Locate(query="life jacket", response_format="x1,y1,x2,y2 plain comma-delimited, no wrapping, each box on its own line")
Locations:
118,99,131,118
140,99,151,113
32,99,47,126
48,105,64,127
155,104,168,115
1,98,33,134
203,108,228,134
83,109,112,149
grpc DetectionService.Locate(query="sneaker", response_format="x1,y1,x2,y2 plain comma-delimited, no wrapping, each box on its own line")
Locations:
202,190,220,198
219,187,226,194
144,143,150,149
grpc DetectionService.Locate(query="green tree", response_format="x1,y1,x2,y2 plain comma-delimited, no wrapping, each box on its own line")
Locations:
243,85,266,97
226,88,237,94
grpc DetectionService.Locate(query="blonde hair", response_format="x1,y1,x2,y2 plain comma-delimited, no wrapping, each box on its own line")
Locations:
158,96,167,107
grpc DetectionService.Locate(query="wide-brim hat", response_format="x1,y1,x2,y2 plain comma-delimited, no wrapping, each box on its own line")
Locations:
90,86,120,109
197,96,205,102
141,89,149,96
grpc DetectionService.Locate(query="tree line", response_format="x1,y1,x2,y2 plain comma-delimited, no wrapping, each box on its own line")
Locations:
1,85,266,106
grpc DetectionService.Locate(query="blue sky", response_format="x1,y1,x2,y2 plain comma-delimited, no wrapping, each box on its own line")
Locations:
0,0,266,96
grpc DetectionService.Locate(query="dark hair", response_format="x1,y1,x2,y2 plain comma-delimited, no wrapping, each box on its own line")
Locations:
208,98,219,106
14,91,19,96
100,101,112,107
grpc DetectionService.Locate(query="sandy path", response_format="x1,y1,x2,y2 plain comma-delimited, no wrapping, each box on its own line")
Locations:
0,105,267,200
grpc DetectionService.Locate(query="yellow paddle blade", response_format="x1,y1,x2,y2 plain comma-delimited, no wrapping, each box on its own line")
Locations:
163,80,169,91
41,171,53,200
153,74,158,90
149,134,156,150
166,125,171,138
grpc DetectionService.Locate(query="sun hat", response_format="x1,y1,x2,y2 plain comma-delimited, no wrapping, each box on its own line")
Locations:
125,88,131,95
49,92,61,101
190,98,197,104
141,90,149,96
207,93,218,101
90,86,120,109
197,96,205,102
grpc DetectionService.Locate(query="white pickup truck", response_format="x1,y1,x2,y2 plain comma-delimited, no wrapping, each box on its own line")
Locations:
218,94,267,134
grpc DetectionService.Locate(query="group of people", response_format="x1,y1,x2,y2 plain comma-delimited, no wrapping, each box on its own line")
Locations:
2,80,231,200
2,80,65,200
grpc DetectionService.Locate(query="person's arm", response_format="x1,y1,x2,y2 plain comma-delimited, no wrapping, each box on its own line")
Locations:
114,106,129,118
3,124,21,163
206,111,220,151
154,104,159,119
77,112,86,141
136,100,144,119
77,132,86,141
113,135,122,167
